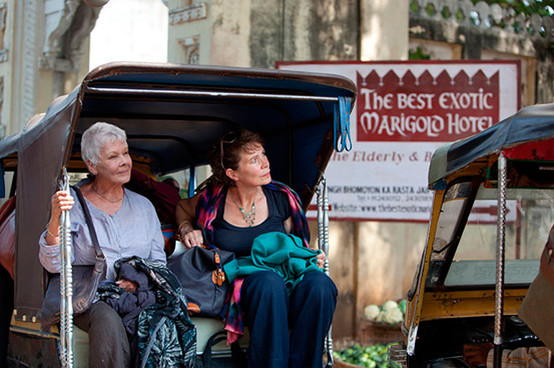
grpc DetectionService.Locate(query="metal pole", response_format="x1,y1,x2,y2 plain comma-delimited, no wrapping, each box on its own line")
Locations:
317,178,333,367
493,154,507,368
59,169,74,368
86,86,340,102
59,181,67,367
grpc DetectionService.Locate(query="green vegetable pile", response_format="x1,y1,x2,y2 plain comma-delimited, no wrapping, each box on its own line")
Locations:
334,344,400,368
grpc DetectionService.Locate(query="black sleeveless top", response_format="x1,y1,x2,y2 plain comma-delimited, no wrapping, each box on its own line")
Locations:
212,187,291,257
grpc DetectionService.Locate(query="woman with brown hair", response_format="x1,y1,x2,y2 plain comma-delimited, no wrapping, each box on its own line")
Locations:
176,128,337,368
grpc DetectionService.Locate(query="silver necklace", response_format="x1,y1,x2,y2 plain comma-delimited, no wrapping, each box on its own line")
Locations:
236,201,256,227
92,186,124,204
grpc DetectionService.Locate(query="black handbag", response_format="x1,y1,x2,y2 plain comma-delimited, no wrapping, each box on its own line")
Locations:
40,186,107,329
167,244,235,318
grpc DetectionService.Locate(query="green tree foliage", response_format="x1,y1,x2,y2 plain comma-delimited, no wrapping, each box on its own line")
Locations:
409,46,432,60
472,0,554,17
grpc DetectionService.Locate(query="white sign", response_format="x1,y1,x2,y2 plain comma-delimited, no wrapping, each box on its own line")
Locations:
278,61,520,221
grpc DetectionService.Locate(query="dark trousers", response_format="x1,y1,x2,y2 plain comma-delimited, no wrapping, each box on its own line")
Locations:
241,270,337,368
74,301,130,368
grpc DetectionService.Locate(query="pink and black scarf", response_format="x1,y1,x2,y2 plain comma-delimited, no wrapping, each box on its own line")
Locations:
194,179,310,343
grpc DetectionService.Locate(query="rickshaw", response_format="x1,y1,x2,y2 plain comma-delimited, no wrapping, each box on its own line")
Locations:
0,62,356,367
389,103,554,367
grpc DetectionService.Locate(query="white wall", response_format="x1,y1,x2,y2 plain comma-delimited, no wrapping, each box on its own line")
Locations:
89,0,168,70
360,0,409,61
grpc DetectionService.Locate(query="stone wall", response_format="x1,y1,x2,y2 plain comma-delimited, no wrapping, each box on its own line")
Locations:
165,0,553,341
248,0,360,67
409,0,554,104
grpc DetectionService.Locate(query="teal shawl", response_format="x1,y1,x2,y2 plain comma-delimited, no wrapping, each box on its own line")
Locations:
194,180,311,343
224,232,321,288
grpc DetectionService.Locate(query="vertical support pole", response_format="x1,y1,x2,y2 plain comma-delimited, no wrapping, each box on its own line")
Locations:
59,179,67,367
317,177,333,367
493,154,507,368
59,169,73,368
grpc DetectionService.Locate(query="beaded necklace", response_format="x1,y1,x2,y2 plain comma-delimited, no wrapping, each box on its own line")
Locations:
235,201,256,227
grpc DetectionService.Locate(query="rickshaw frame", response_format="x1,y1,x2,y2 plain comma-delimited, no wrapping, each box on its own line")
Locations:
391,103,554,368
0,62,356,367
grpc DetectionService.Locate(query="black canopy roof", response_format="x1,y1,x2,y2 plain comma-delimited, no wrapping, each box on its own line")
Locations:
0,62,356,320
429,103,554,187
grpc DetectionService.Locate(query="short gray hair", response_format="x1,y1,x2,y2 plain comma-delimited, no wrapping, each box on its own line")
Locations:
81,122,127,167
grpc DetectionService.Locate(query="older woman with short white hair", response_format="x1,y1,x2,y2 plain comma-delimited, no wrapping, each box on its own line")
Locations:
39,122,166,368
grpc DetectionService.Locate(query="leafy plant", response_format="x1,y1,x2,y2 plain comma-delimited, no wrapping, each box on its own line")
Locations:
334,344,401,368
409,46,431,60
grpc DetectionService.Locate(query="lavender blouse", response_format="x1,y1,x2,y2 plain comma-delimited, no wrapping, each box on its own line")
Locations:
39,186,166,281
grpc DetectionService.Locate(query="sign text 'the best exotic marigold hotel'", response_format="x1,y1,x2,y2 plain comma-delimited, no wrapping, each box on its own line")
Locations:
356,70,499,142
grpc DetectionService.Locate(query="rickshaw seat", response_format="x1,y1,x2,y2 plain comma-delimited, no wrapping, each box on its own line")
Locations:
72,326,90,368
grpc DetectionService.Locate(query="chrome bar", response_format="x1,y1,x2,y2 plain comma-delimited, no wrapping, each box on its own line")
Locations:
493,154,507,368
59,169,74,368
321,177,330,277
59,184,67,367
85,86,339,102
317,177,333,367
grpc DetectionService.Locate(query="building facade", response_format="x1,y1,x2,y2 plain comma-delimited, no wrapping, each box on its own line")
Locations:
1,0,104,137
164,0,553,340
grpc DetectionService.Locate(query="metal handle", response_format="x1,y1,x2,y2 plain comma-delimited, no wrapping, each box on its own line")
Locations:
59,168,74,368
317,177,334,367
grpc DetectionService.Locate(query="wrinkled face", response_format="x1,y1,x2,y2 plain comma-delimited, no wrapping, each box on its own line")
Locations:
88,139,132,185
226,143,271,188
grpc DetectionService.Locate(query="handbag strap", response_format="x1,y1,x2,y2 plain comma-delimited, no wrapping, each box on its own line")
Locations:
202,330,246,368
72,186,105,260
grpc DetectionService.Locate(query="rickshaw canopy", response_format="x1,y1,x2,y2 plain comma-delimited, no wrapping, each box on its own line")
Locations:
398,103,554,367
429,103,554,188
0,62,356,321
